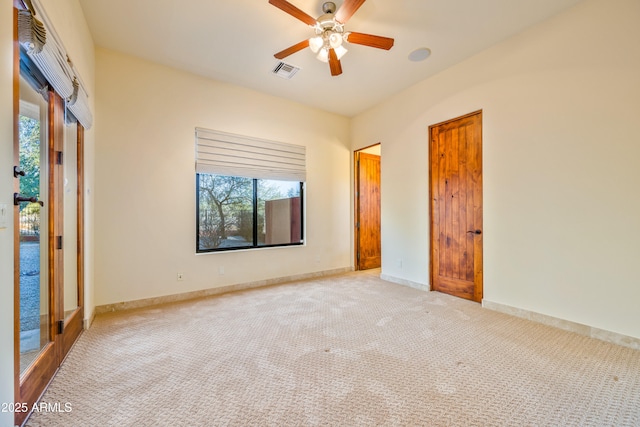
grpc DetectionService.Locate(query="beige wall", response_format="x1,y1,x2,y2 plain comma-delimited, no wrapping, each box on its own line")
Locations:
94,49,351,306
0,2,15,423
352,0,640,339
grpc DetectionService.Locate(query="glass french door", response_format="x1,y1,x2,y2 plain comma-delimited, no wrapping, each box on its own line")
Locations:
16,75,51,377
14,74,84,426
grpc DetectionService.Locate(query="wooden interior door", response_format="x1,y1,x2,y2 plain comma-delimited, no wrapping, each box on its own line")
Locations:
355,151,381,270
429,111,483,302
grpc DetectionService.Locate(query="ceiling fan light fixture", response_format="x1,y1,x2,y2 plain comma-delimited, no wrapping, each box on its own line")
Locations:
314,33,346,63
269,0,395,77
317,48,329,63
328,32,343,48
309,36,323,53
334,45,348,60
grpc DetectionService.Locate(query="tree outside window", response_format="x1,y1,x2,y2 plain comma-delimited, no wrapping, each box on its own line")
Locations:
197,174,303,252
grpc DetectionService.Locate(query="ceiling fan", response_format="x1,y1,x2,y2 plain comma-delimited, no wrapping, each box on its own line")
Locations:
269,0,394,76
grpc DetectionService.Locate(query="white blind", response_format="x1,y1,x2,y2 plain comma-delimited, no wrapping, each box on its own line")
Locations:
17,9,45,52
196,128,306,182
67,78,94,129
18,4,94,129
18,10,74,99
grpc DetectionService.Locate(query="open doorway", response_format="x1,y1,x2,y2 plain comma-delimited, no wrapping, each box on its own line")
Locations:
354,144,381,270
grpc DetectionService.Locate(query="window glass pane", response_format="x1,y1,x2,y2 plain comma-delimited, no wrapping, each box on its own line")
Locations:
198,174,253,250
18,75,50,374
63,121,78,319
257,179,302,246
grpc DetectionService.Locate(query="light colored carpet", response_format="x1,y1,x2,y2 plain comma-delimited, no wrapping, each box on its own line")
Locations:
26,271,640,426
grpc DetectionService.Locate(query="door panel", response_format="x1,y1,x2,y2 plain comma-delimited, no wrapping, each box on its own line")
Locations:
15,83,60,427
63,122,78,320
62,121,84,353
430,111,483,302
14,66,85,427
356,151,381,270
17,76,52,375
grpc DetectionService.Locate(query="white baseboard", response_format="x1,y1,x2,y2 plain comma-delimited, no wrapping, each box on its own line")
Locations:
83,309,96,330
94,267,353,315
482,299,640,351
380,274,430,292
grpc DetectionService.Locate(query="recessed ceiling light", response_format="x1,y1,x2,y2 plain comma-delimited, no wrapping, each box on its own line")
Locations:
408,48,432,62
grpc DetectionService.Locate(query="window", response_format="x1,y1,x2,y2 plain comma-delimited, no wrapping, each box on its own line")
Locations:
195,128,306,253
197,175,303,252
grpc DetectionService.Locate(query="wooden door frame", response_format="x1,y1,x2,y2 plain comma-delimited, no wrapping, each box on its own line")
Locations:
428,110,483,302
61,124,85,358
13,4,85,424
13,4,20,413
354,143,381,270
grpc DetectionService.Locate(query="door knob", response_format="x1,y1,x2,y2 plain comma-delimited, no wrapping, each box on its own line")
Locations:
14,166,26,178
467,229,482,235
14,193,44,206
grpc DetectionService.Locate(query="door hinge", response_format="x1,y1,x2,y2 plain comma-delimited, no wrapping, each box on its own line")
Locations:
356,222,360,229
57,320,64,334
56,151,63,165
56,235,63,249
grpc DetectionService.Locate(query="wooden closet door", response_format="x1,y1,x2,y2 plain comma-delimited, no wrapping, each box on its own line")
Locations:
356,152,381,270
429,111,483,302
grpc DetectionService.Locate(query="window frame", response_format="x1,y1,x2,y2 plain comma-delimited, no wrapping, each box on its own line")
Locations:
196,173,305,253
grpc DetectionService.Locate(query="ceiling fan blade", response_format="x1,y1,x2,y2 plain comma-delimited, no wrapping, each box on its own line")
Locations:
335,0,366,24
274,39,310,59
268,0,317,26
328,48,343,76
346,32,394,50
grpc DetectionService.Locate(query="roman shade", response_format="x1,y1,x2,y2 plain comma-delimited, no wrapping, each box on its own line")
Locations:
17,4,94,129
196,128,306,182
67,78,93,129
18,10,74,99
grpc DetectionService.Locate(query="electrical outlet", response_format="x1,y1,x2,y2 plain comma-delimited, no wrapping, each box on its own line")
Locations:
218,266,225,275
177,273,184,281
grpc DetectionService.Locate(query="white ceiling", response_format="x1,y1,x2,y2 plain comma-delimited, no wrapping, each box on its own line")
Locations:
77,0,583,117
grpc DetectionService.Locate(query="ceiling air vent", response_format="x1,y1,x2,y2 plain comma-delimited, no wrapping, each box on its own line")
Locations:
272,61,300,79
